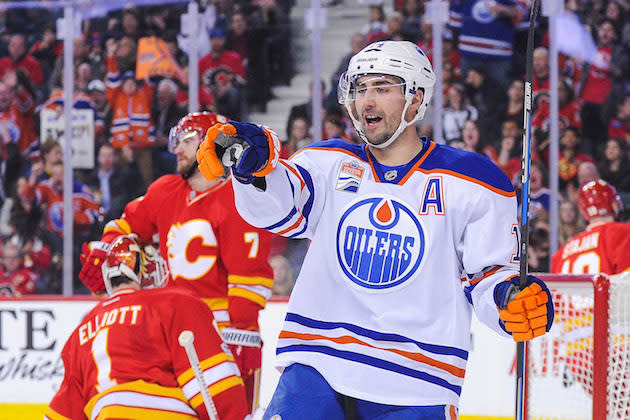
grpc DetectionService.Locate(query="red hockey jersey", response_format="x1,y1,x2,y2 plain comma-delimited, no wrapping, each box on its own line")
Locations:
102,175,274,330
551,222,630,275
45,287,248,420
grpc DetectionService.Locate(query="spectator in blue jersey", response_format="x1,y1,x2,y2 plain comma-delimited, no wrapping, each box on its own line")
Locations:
196,40,555,420
449,0,523,91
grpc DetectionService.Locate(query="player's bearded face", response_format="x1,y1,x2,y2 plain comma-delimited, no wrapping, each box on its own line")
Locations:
174,132,201,174
351,75,406,145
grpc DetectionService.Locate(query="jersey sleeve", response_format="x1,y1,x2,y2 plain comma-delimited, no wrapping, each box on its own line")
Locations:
45,337,87,420
219,201,274,330
606,224,630,274
231,152,326,241
459,180,520,338
101,181,160,244
169,294,249,420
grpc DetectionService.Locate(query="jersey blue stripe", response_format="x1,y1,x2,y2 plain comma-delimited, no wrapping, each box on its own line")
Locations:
296,164,315,220
263,171,298,231
277,344,462,396
285,312,468,360
421,143,514,194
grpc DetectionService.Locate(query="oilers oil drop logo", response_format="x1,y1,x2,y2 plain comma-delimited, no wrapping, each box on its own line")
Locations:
336,195,425,290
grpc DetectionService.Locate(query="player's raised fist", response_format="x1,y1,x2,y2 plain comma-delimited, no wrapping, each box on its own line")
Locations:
494,275,554,342
196,121,281,183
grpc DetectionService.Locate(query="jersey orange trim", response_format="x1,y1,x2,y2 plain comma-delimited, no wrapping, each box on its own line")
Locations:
278,330,465,378
228,274,274,288
95,405,198,420
43,408,71,420
416,168,516,197
464,266,502,285
177,353,234,385
398,142,436,185
280,160,306,190
228,287,267,307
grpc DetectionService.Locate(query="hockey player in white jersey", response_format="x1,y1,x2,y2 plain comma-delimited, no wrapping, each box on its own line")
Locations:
196,40,554,419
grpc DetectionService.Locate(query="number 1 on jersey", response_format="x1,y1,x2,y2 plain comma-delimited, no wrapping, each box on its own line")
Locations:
92,328,117,393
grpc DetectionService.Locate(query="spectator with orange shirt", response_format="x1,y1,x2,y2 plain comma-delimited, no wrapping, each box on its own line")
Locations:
105,37,155,190
0,237,37,296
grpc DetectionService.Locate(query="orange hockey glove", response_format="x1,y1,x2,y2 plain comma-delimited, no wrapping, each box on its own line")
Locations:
494,275,554,342
197,121,280,183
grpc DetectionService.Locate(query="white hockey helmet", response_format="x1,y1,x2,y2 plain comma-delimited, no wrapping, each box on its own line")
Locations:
101,234,169,295
338,40,436,148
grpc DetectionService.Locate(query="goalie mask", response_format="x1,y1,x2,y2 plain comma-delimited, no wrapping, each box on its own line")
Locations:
168,112,228,179
577,179,622,221
101,234,169,295
338,41,436,149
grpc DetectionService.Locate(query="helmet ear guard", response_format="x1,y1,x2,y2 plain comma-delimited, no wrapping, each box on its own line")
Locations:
338,41,436,148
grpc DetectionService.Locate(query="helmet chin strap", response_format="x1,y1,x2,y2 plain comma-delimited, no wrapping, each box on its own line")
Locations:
347,100,416,149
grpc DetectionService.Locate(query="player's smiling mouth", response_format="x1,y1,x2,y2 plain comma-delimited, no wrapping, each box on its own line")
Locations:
365,114,383,127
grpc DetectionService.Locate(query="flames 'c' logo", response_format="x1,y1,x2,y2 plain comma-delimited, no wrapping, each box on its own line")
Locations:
166,219,218,280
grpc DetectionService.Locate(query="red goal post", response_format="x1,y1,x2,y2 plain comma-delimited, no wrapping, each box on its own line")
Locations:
525,273,630,420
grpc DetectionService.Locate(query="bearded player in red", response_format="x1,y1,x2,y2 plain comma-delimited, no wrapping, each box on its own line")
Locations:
551,179,630,275
45,234,249,420
79,112,274,412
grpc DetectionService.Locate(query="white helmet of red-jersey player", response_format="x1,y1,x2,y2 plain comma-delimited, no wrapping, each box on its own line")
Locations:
337,40,436,149
577,179,623,221
101,234,169,295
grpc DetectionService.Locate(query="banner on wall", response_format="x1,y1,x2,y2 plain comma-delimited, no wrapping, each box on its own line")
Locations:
0,300,96,403
0,298,577,418
40,109,95,169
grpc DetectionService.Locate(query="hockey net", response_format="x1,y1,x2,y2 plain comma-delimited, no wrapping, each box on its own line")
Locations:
525,273,630,420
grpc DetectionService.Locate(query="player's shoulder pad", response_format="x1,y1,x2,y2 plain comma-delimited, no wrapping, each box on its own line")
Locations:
298,139,368,162
422,143,514,196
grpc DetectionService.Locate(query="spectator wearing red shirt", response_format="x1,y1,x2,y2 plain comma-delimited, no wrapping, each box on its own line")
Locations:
578,18,617,152
0,34,44,87
199,28,246,88
532,78,582,150
0,238,37,296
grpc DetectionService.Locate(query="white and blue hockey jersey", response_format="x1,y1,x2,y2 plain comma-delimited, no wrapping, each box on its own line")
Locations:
232,138,520,407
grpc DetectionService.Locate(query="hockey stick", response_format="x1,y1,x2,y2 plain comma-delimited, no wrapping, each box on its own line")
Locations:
516,0,541,419
178,330,220,420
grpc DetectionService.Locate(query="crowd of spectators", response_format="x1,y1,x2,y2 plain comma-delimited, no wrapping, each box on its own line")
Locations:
1,0,630,296
0,0,295,295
